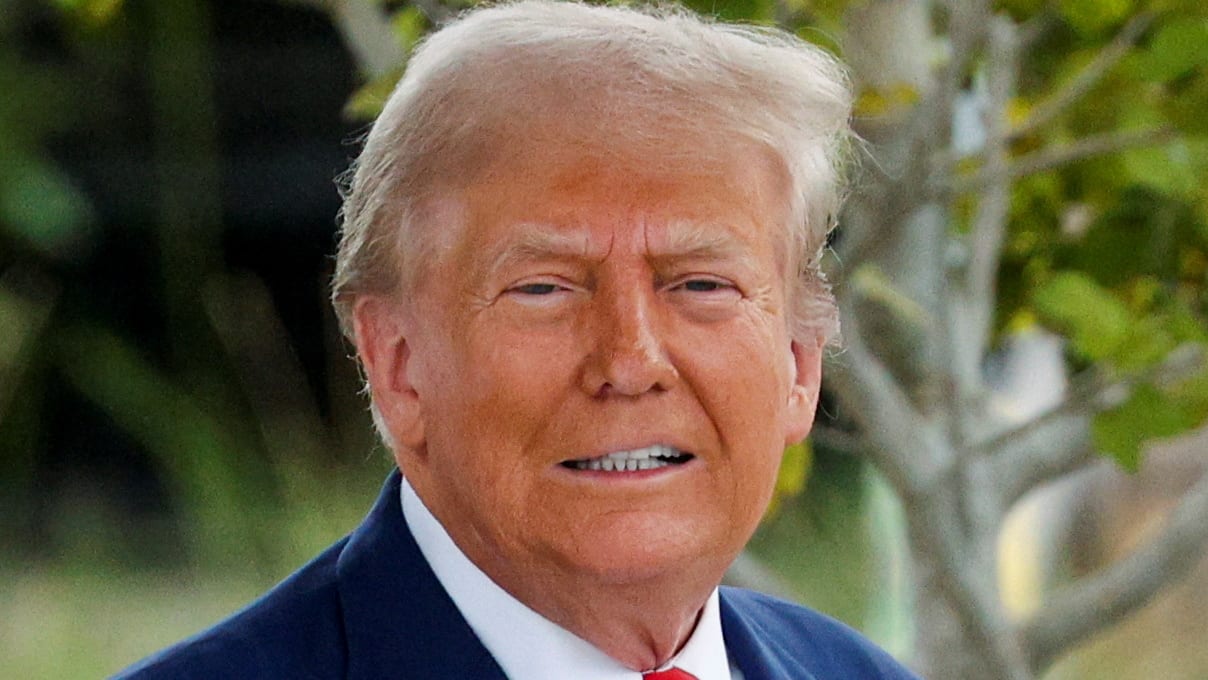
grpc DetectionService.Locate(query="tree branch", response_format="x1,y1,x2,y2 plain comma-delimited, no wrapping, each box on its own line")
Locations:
908,489,1033,680
953,125,1178,193
1012,13,1155,139
990,414,1096,510
409,0,456,25
901,0,993,217
1019,460,1208,672
280,0,406,77
981,344,1204,459
936,0,992,140
827,293,943,496
950,16,1018,401
984,343,1204,509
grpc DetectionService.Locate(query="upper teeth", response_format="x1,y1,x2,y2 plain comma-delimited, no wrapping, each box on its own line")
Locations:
569,444,683,472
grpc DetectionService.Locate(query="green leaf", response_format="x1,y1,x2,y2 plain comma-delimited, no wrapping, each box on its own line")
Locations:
680,0,776,23
1110,316,1177,371
1093,383,1196,471
854,84,921,118
998,0,1046,22
1167,355,1208,426
1056,0,1135,35
1132,17,1208,82
344,67,404,120
342,6,427,121
1167,298,1208,344
1162,77,1208,136
1118,137,1206,199
779,440,812,496
766,440,813,518
391,6,428,52
1032,271,1132,360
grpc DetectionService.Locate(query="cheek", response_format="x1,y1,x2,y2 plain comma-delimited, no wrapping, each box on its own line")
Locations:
439,325,577,440
676,316,792,505
681,315,793,422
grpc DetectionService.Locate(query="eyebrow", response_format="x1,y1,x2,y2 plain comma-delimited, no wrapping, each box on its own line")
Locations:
485,223,594,277
484,219,762,277
653,220,756,265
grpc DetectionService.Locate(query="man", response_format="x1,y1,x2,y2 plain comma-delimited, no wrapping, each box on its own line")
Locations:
116,2,918,678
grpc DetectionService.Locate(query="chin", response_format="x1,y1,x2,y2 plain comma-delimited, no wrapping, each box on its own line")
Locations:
559,515,738,586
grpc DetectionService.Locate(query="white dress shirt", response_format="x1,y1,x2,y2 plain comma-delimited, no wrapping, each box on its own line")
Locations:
401,477,737,680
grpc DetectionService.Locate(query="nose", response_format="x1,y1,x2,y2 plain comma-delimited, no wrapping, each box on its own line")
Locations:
580,283,678,398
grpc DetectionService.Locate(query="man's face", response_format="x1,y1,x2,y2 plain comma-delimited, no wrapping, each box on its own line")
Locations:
360,136,822,590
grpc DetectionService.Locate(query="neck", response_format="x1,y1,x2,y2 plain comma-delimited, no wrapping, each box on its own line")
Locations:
484,558,721,670
401,470,735,670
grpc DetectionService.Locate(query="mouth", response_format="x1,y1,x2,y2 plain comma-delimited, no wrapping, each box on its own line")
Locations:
560,444,695,472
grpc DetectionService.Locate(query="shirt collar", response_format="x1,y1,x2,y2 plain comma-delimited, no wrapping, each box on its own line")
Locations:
401,476,733,680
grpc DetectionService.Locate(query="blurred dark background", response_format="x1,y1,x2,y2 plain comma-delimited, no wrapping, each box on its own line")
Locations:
2,0,384,572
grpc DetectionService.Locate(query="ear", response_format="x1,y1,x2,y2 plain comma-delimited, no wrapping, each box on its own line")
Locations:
783,338,823,447
352,296,426,457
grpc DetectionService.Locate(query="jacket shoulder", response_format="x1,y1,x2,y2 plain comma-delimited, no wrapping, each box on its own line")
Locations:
720,586,920,679
111,538,351,680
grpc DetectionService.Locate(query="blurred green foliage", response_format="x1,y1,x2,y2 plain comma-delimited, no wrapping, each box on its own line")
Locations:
0,0,384,583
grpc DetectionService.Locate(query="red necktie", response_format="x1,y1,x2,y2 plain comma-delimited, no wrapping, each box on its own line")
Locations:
643,669,698,680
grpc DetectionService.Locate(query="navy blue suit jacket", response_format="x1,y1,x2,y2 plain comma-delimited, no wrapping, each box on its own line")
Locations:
115,471,919,679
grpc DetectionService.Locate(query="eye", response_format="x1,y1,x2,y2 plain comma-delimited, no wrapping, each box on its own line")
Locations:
502,279,578,305
511,282,563,296
680,279,726,293
673,277,737,294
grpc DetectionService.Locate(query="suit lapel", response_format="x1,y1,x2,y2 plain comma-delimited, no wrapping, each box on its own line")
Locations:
336,470,508,680
335,473,828,680
720,588,819,680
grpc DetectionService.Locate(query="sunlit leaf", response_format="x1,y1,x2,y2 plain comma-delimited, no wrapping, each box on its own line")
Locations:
1118,138,1203,201
1111,316,1177,371
1132,16,1208,82
853,84,920,118
391,6,428,51
1056,0,1135,35
766,440,813,518
1032,271,1132,360
344,67,404,120
1167,295,1208,343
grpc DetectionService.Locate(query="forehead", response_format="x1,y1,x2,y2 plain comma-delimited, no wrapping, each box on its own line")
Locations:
441,133,793,255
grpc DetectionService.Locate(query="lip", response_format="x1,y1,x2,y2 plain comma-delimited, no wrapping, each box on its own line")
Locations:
561,437,699,465
551,440,701,483
550,453,702,483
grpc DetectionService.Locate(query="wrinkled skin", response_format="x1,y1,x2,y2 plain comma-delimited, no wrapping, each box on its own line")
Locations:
354,137,823,669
